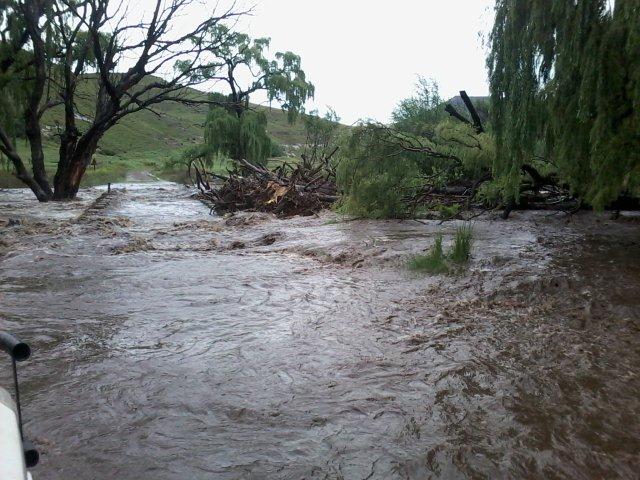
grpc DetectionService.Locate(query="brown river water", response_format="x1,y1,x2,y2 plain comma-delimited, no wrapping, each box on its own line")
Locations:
0,182,639,479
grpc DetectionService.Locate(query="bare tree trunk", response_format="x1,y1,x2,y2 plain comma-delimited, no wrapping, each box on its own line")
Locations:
53,133,100,199
22,0,53,198
53,153,90,199
459,91,484,133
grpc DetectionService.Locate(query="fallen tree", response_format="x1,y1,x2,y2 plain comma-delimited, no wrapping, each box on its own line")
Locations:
337,89,588,219
193,88,635,220
408,164,579,219
405,90,589,217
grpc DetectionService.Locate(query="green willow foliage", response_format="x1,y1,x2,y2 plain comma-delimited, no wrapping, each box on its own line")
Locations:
489,0,640,207
337,79,496,218
336,126,421,218
337,82,447,218
205,99,273,165
392,77,446,137
0,3,30,169
434,120,495,179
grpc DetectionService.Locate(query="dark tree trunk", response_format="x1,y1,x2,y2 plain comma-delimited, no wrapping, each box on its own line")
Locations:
459,91,484,133
53,153,90,199
444,103,472,126
53,132,100,199
22,0,53,198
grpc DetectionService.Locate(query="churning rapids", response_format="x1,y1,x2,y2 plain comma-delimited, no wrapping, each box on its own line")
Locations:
0,182,639,479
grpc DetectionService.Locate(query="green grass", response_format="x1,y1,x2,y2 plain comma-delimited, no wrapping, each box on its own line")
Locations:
450,224,474,263
0,140,187,187
408,224,474,274
436,203,461,220
38,74,309,155
408,234,449,274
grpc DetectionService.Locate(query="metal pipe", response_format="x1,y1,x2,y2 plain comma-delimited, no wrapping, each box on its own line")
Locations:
22,440,39,468
0,333,30,362
11,359,23,440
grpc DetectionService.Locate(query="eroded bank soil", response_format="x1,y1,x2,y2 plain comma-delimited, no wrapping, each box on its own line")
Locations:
1,183,639,479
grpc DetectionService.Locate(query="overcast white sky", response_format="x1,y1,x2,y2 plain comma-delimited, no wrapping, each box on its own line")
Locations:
242,0,495,123
133,0,495,124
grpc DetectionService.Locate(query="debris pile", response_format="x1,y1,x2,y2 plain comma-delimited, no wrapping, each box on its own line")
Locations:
192,159,338,218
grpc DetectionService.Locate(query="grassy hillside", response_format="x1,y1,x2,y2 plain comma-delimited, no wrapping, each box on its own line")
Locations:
0,75,308,188
40,77,308,154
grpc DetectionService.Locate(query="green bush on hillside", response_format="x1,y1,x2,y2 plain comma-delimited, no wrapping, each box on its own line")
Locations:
269,140,285,158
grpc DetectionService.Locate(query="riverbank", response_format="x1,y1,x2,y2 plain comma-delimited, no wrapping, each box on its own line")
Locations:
1,182,639,479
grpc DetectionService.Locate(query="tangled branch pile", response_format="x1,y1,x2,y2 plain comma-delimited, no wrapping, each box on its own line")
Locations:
192,159,338,217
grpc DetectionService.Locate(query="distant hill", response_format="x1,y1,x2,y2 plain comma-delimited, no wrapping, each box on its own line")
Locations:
39,75,309,159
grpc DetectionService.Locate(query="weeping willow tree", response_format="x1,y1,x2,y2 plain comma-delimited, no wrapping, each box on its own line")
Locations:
205,94,273,164
488,0,640,208
183,25,314,166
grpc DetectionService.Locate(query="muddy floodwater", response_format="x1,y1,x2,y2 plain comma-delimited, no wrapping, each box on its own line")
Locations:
1,182,639,479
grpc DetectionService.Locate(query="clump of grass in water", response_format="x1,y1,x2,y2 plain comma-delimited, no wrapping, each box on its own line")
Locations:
408,224,474,274
449,224,473,263
408,234,449,274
